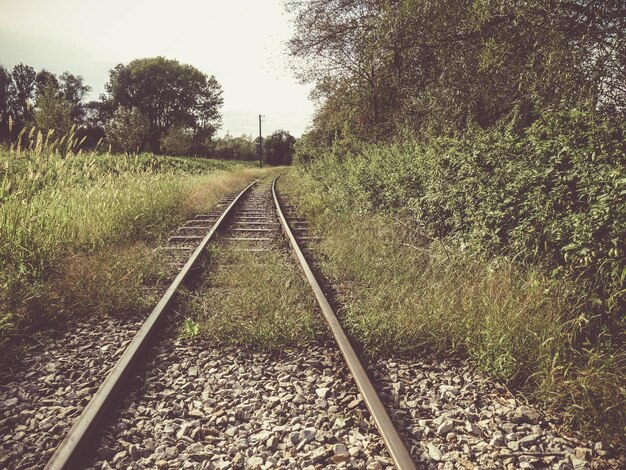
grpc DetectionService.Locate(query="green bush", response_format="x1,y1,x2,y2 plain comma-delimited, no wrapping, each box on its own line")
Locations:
299,110,626,335
288,111,626,446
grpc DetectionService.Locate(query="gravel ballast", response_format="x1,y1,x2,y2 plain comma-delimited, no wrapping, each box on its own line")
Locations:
84,339,390,470
0,315,146,469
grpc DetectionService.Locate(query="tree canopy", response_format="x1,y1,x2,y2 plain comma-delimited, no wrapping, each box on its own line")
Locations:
102,57,223,152
288,0,626,143
264,130,296,165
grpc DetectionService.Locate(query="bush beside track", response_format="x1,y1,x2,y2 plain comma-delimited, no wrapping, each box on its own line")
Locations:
287,109,626,450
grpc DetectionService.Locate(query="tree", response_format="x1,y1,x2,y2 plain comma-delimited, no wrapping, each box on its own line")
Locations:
0,65,11,141
35,70,59,99
287,0,626,142
102,57,223,152
59,72,91,125
34,84,72,136
104,107,150,153
264,130,296,165
161,126,193,155
10,63,36,126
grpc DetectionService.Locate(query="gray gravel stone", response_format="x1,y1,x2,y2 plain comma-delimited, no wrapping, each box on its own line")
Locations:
427,442,443,461
369,355,622,469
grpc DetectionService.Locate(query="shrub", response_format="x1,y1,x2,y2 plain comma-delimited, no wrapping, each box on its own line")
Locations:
298,110,626,335
161,126,193,156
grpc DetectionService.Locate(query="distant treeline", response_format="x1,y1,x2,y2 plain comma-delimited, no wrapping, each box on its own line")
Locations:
213,131,296,166
0,57,295,163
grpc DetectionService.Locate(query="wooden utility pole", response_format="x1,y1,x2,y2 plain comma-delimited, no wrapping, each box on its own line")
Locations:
258,114,263,168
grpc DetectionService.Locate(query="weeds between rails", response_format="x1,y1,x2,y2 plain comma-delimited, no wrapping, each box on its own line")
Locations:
178,247,319,350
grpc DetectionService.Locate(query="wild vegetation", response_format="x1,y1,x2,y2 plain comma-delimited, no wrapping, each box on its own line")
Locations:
286,0,626,449
0,138,273,353
179,247,318,350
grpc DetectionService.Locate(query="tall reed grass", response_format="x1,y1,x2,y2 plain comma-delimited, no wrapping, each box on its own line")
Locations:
0,124,268,350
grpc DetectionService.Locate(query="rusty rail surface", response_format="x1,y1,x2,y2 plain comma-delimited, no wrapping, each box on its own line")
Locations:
272,177,417,470
44,180,257,470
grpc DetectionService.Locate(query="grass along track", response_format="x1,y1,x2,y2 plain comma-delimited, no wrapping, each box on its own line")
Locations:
0,172,621,469
276,168,626,450
275,173,624,468
0,174,276,469
0,150,274,354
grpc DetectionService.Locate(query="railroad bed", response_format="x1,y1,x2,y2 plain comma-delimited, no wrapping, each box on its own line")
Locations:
0,177,615,470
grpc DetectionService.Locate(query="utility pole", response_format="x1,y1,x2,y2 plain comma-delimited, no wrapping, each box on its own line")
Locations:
258,114,263,168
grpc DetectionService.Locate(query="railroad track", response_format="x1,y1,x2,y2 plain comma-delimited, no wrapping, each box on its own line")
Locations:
43,176,416,470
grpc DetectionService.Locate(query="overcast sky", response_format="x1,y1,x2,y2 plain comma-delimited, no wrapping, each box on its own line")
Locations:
0,0,314,137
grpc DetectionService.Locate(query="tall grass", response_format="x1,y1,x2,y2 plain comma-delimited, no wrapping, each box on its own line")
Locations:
0,132,269,350
280,170,626,450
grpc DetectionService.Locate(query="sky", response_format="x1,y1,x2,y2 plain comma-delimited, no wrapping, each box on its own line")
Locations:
0,0,314,137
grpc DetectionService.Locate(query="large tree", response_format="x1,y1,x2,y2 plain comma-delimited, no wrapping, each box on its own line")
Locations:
102,57,223,152
9,63,36,127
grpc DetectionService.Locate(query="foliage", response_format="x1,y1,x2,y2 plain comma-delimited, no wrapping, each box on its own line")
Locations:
181,318,200,341
264,129,296,165
0,58,228,158
1,63,91,143
0,66,11,128
104,107,150,153
34,69,59,99
297,110,626,335
58,71,91,125
8,63,36,128
288,0,626,143
211,133,257,160
281,156,626,447
34,85,72,136
286,0,626,447
161,126,194,156
102,57,223,153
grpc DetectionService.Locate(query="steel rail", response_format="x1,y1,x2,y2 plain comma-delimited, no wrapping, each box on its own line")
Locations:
272,177,416,470
44,180,258,470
